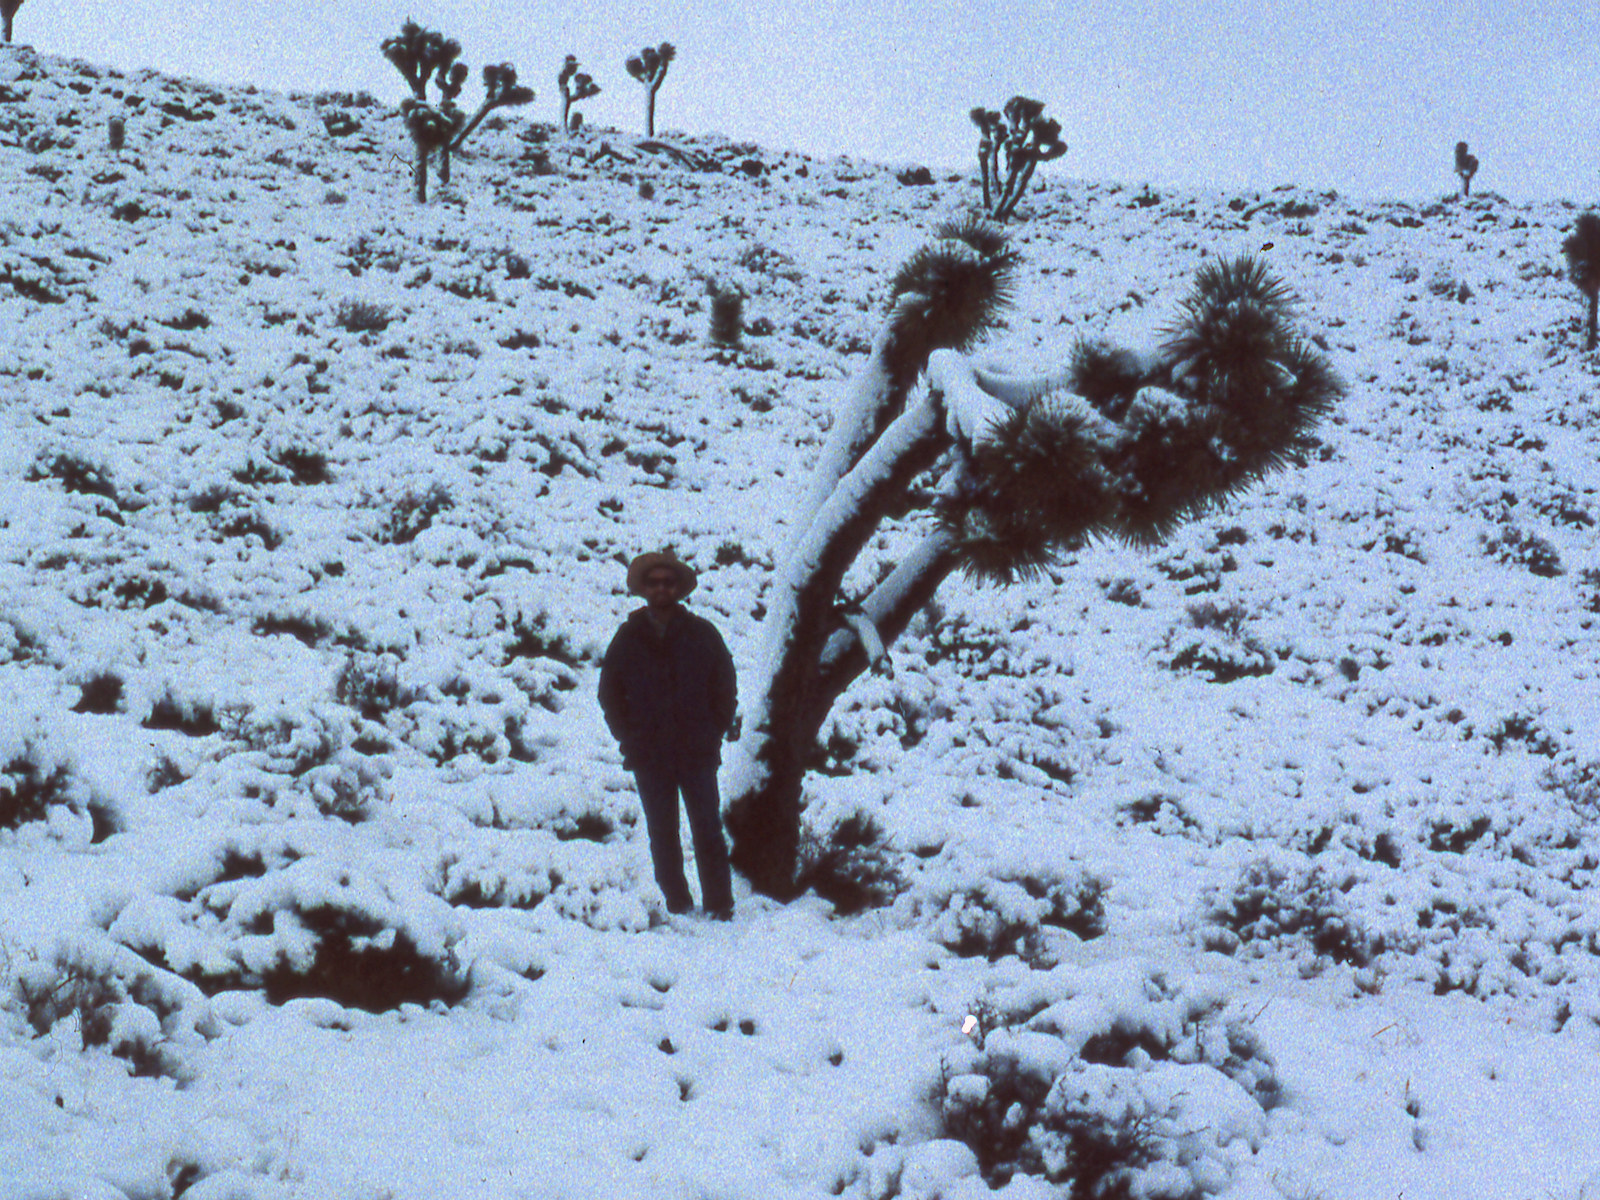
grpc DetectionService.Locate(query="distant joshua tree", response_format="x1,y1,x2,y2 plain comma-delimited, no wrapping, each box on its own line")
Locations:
1454,141,1479,196
1,0,24,43
558,56,601,136
970,97,1067,222
722,223,1341,896
381,21,534,202
625,42,675,137
1563,212,1600,351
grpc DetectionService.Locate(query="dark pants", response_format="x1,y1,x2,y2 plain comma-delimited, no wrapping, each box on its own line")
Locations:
633,761,733,913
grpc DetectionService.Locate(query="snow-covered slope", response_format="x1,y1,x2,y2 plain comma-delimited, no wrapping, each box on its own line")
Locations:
3,43,1599,1200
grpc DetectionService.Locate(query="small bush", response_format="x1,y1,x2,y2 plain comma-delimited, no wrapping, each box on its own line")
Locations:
144,690,221,736
0,745,74,829
270,445,332,484
28,451,121,503
10,938,214,1082
904,858,1106,966
1482,526,1562,577
225,703,392,822
335,651,414,720
796,810,906,916
1201,859,1380,967
379,482,453,544
935,965,1277,1196
114,855,468,1012
72,671,124,714
334,299,393,332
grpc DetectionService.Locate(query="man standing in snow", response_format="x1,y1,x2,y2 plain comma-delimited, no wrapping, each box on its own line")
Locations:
599,552,738,919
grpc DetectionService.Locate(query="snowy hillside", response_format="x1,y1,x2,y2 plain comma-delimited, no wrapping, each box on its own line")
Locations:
3,42,1600,1200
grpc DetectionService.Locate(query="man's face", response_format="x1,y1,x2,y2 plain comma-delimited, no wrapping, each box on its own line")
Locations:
643,570,680,607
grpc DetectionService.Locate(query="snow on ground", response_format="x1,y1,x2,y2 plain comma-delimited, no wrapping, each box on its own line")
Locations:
3,41,1600,1200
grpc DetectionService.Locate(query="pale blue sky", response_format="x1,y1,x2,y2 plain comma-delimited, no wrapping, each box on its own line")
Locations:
28,0,1600,200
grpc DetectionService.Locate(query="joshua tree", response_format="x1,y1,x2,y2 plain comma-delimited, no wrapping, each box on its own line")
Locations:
1,0,23,43
722,222,1341,896
558,55,601,136
381,21,533,201
1454,141,1479,196
970,97,1067,222
625,42,675,137
1563,212,1600,351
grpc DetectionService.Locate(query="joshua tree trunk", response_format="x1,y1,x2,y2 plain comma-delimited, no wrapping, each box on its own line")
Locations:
3,13,10,42
1587,291,1597,351
645,84,660,137
414,152,429,203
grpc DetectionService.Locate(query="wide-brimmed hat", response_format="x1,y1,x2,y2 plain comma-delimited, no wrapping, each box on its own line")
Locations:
627,551,697,597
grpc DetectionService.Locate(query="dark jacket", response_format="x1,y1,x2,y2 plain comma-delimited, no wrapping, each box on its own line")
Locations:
598,607,737,770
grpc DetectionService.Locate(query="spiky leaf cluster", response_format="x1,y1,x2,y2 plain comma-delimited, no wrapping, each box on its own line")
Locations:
626,43,676,85
480,63,535,110
940,256,1340,583
382,21,463,101
1563,213,1600,299
400,99,459,154
883,217,1018,390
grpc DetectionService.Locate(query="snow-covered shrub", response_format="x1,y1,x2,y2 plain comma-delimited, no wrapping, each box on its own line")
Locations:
934,964,1275,1196
223,703,391,822
113,855,469,1011
796,808,906,916
334,650,414,720
1482,524,1562,577
8,937,215,1081
378,481,452,544
1200,859,1381,967
71,669,124,713
903,854,1106,966
143,688,221,737
0,740,118,841
28,449,122,504
1162,600,1277,682
332,299,392,333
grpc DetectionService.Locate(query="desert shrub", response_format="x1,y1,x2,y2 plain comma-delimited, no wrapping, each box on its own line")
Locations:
335,651,414,720
903,855,1106,966
224,703,392,822
211,506,282,549
143,690,220,736
1163,601,1276,682
71,670,124,714
270,444,332,484
935,964,1276,1196
499,606,585,668
1482,525,1562,577
112,856,469,1011
1201,859,1380,966
28,450,121,503
9,937,214,1081
0,615,43,664
379,482,453,544
796,809,906,916
0,743,74,830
